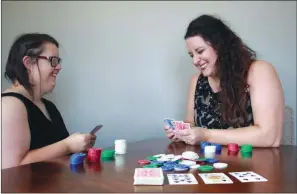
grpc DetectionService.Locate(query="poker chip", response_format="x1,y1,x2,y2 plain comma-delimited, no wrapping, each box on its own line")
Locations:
198,165,214,172
171,155,182,162
88,148,102,163
146,156,158,161
179,160,196,166
138,159,150,165
164,161,177,166
182,151,199,160
70,153,86,165
150,161,164,167
143,164,158,168
213,162,228,169
161,165,174,172
174,164,189,172
189,164,200,169
200,141,211,150
241,144,253,152
153,154,166,158
241,151,252,158
157,157,170,162
165,154,175,159
101,149,115,159
227,143,239,152
206,158,218,163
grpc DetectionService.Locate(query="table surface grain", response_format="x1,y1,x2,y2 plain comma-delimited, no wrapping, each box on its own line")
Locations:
2,138,297,193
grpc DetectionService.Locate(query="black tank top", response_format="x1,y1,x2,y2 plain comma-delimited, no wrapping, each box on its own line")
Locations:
194,75,254,129
1,92,69,150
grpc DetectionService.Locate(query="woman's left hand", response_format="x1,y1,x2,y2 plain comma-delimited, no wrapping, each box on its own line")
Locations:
175,127,208,145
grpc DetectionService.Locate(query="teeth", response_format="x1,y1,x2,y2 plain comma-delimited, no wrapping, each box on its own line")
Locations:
201,63,207,69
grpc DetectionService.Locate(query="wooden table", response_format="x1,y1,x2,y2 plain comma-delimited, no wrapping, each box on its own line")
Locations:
2,138,297,193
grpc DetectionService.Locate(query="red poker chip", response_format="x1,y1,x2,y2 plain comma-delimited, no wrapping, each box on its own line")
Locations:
137,159,150,165
227,143,239,152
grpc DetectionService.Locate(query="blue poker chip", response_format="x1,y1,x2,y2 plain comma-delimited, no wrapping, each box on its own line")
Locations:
206,158,218,163
161,165,174,172
211,143,222,151
174,164,189,170
70,153,86,165
164,161,177,166
200,141,211,150
150,161,164,166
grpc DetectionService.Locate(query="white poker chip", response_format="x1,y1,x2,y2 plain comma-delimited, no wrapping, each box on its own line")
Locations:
157,157,170,162
170,155,182,162
165,154,175,159
179,160,196,166
154,154,166,158
182,151,199,160
213,162,228,169
190,164,201,169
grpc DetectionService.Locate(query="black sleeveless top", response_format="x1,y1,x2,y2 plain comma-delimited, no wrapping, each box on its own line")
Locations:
194,75,254,129
1,92,69,150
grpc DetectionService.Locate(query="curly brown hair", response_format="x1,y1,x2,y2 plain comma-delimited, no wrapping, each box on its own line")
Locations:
184,14,257,128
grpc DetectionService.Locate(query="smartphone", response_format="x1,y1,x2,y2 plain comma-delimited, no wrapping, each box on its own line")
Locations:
90,125,103,135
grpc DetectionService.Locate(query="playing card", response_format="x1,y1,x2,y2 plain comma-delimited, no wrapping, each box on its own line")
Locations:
172,121,184,130
199,173,233,184
135,168,163,179
164,118,175,129
229,171,268,183
167,174,198,185
90,125,103,135
182,123,191,129
134,168,164,185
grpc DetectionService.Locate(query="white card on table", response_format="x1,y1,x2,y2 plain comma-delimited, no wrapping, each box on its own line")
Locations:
229,171,268,183
167,174,198,185
199,173,233,184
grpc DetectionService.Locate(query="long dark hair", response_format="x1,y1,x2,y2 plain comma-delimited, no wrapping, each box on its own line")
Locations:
184,14,257,127
5,33,59,92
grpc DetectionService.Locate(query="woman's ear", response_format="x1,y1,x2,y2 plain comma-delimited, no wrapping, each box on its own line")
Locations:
22,56,36,70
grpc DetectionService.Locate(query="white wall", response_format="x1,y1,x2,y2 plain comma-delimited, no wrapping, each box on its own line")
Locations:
2,1,296,147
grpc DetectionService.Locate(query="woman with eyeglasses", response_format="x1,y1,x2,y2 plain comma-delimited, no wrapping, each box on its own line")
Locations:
1,33,96,169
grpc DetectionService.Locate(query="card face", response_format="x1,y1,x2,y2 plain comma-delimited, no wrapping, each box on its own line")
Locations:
229,171,268,182
167,174,198,185
199,173,233,184
90,125,103,134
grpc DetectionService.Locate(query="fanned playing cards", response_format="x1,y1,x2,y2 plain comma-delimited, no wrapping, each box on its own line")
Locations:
164,118,191,130
133,168,164,185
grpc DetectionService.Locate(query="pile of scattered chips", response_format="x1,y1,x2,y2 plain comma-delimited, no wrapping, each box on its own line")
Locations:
137,151,227,172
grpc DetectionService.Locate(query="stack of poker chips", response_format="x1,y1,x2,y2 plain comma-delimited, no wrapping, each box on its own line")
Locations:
240,144,253,158
70,152,86,165
204,145,216,159
227,143,240,156
101,149,115,161
88,148,102,163
200,142,222,155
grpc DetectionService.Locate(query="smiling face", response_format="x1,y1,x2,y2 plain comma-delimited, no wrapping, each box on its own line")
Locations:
25,42,62,95
186,35,218,77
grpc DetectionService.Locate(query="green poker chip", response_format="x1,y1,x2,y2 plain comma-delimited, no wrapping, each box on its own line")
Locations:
197,157,207,162
241,144,253,152
198,165,214,172
146,156,158,161
241,151,252,158
143,164,158,168
101,150,115,158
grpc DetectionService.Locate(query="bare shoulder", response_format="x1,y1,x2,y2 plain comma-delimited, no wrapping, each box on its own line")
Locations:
2,95,28,122
247,60,280,85
189,71,201,88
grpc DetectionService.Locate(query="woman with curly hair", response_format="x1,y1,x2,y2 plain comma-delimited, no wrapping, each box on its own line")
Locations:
164,14,284,147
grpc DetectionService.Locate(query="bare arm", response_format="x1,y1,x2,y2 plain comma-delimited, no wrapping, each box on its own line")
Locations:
1,97,71,169
184,72,201,127
205,60,284,147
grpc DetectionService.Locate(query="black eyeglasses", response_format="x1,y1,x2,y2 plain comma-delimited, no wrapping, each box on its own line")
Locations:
36,56,62,67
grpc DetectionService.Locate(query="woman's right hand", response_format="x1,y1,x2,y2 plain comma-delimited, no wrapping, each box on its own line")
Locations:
64,133,95,153
164,125,181,142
